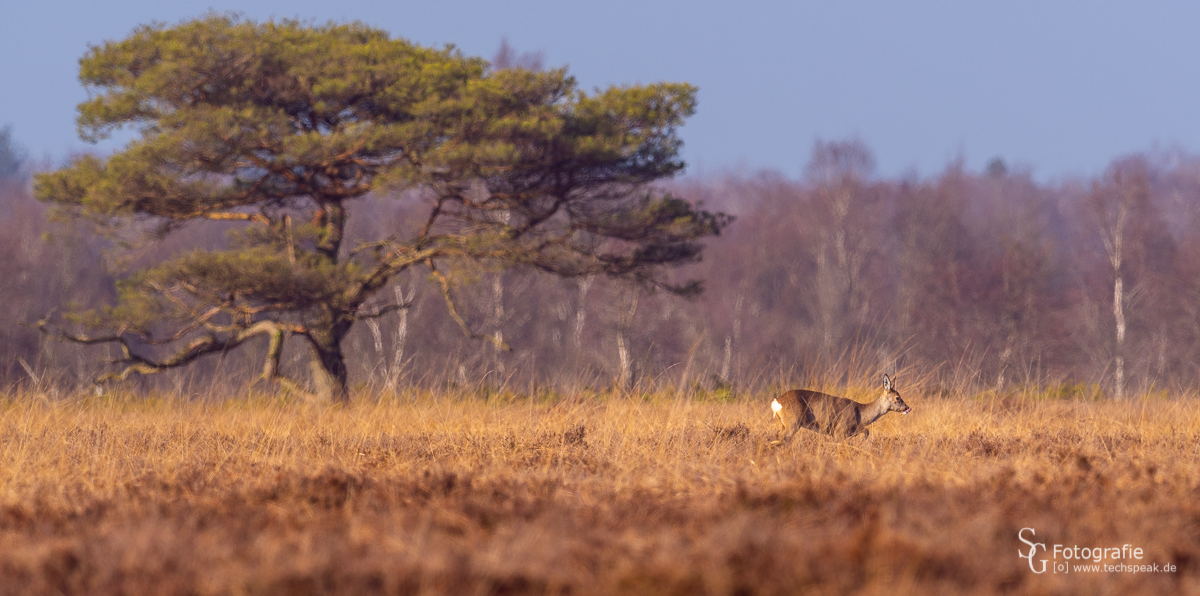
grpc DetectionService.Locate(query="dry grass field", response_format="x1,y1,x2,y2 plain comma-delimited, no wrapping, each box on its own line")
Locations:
0,385,1197,595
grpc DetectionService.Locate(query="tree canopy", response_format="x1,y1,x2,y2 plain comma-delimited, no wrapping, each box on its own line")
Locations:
34,14,729,402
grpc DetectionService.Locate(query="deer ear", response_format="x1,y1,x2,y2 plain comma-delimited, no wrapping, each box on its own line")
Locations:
883,374,892,390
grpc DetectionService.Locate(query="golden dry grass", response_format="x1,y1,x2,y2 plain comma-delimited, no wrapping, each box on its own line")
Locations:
0,389,1197,595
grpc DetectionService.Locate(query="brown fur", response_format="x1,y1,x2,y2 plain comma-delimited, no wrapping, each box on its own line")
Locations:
771,374,910,444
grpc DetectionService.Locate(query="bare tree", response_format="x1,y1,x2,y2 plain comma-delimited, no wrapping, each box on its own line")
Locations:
614,288,640,391
804,139,877,354
491,37,545,71
1084,158,1161,398
0,125,27,181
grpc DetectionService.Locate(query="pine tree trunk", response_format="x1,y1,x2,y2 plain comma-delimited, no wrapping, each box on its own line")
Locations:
306,313,352,404
308,341,350,404
309,196,351,403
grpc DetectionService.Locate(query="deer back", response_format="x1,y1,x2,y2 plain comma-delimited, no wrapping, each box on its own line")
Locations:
777,389,864,436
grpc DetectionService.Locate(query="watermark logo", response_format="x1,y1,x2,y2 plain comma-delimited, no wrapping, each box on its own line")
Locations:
1018,527,1175,575
1018,528,1047,573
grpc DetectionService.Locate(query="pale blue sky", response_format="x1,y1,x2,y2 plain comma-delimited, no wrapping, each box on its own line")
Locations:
3,1,1200,180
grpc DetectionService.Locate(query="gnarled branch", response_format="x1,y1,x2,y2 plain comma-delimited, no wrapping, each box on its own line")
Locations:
38,316,311,398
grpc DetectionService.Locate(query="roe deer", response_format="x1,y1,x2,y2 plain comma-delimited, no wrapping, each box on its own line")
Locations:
770,374,911,445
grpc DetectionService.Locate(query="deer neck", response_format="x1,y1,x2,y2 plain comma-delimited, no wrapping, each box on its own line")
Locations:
859,395,891,427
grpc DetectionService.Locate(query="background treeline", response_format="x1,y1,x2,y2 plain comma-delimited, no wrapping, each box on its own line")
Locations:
5,134,1200,397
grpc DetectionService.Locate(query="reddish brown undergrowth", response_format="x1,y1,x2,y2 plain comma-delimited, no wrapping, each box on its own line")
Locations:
0,392,1196,595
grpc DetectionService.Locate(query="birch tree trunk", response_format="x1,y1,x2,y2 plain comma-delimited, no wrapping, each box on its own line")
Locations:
615,289,639,391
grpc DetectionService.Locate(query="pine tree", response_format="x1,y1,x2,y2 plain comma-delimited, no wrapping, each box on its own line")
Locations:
35,14,729,401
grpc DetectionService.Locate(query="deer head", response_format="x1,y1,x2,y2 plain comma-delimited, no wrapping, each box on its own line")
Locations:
883,373,911,415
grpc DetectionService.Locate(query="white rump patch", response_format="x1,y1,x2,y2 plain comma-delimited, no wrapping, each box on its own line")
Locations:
771,399,782,416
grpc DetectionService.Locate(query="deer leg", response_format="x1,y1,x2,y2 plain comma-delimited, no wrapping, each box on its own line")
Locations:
770,422,800,447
